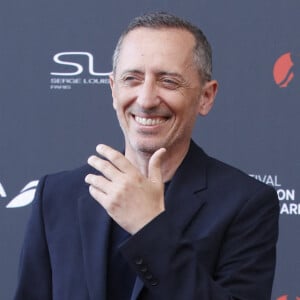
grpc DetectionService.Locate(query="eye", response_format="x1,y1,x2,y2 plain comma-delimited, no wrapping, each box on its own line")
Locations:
120,74,142,87
124,76,135,81
160,77,180,90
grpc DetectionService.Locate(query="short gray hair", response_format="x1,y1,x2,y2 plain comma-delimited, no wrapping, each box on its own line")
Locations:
112,12,212,82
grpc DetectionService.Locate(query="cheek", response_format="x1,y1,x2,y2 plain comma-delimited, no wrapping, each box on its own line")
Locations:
113,99,130,124
170,96,199,117
177,103,201,126
113,87,135,109
112,92,125,111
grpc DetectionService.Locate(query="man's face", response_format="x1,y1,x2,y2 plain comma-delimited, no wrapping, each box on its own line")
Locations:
110,27,216,155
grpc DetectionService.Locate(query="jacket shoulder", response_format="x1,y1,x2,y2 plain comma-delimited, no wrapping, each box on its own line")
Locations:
207,155,272,191
44,164,94,188
36,164,94,208
190,141,277,198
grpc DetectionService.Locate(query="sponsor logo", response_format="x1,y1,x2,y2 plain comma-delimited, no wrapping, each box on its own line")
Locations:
50,51,111,90
273,53,294,88
249,174,298,215
277,295,300,300
0,182,7,198
0,180,38,208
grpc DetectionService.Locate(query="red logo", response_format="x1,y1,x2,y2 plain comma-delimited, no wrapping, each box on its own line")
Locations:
273,52,295,88
277,295,300,300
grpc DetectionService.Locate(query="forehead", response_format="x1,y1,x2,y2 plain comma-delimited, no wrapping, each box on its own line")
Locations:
117,27,196,73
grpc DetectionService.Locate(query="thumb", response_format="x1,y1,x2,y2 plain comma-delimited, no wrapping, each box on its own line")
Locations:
148,148,166,183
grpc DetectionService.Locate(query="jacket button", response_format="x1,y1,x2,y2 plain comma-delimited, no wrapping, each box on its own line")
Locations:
150,279,159,286
145,272,153,280
134,257,143,265
140,265,148,273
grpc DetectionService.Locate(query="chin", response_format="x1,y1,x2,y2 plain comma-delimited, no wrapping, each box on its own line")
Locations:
134,140,166,154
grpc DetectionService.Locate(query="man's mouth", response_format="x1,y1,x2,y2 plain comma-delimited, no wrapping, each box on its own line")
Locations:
134,116,166,126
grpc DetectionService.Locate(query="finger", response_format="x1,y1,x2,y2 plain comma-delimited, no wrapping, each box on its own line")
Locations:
88,185,109,208
148,148,166,183
87,155,120,181
85,174,111,194
96,144,133,173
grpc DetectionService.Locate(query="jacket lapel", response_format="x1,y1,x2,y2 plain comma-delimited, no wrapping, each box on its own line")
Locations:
78,193,111,300
165,141,208,234
131,141,209,299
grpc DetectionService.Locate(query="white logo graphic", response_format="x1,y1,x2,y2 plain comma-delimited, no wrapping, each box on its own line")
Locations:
50,51,111,90
6,180,39,208
0,182,7,198
51,52,111,76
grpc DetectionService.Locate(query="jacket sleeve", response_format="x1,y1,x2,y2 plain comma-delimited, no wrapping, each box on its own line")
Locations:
14,176,53,300
120,185,279,300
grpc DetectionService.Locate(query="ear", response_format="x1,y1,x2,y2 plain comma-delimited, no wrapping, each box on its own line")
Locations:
109,73,117,110
198,80,218,116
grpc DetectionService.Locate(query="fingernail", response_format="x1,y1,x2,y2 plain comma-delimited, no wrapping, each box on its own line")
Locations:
87,156,93,164
96,144,103,153
84,175,90,183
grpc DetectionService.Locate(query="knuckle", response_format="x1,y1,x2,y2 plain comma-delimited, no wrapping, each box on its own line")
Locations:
106,198,120,212
99,159,110,172
119,178,131,192
90,175,105,190
111,152,122,164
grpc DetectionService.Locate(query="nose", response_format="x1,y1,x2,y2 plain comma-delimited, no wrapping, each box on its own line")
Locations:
136,77,160,109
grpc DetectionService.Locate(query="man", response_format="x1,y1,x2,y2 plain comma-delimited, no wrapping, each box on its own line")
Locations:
14,12,279,300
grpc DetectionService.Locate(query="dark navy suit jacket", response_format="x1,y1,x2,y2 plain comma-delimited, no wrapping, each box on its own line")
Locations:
14,141,279,299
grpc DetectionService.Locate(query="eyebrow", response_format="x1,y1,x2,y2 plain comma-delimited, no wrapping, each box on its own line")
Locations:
120,69,143,77
120,69,185,81
156,71,185,81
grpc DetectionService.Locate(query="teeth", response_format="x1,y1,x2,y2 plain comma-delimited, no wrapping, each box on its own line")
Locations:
135,116,164,126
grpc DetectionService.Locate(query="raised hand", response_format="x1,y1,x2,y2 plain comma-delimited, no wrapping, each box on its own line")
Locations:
85,145,166,234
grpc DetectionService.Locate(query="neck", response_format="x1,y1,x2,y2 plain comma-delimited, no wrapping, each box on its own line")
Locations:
125,141,191,182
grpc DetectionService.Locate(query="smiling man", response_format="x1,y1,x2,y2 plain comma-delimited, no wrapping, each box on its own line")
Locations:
15,12,279,300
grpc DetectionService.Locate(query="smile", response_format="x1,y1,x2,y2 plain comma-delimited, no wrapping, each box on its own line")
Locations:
135,116,166,126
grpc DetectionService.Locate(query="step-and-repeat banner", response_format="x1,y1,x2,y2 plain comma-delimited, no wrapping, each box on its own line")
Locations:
1,1,299,299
